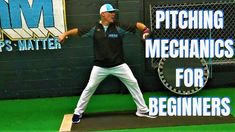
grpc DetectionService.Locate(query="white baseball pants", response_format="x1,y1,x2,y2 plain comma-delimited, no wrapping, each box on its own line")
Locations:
74,63,148,115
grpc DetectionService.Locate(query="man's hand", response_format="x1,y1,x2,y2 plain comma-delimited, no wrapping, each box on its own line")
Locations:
58,28,78,43
142,27,150,40
143,32,150,39
58,33,67,43
136,22,150,40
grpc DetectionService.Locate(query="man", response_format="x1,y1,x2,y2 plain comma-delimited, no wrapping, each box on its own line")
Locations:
58,3,154,123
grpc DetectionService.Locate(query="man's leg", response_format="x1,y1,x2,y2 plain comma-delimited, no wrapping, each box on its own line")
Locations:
110,63,148,113
74,66,108,115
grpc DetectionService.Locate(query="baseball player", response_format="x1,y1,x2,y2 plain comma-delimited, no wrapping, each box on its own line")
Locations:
58,3,155,123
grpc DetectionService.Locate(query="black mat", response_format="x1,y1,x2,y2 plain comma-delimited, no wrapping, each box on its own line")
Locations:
71,111,235,131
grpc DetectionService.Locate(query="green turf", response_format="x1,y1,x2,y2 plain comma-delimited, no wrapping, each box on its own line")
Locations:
0,87,234,131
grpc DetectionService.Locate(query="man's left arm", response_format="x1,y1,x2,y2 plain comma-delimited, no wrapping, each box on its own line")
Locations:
117,22,150,39
136,22,150,39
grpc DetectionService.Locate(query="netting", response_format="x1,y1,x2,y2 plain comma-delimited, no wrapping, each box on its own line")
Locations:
149,0,235,78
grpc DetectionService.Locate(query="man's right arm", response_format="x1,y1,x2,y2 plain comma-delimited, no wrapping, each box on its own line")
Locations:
58,28,79,43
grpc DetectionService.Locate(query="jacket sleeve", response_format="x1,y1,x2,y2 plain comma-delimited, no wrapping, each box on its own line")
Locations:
77,25,96,38
116,22,137,36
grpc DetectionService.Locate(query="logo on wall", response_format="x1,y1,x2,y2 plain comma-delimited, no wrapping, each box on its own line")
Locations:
0,0,66,52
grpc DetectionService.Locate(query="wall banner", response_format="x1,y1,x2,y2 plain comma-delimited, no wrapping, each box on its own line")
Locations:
0,0,66,52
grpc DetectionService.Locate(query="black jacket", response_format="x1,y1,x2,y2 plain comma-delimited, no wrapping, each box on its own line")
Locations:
78,22,136,67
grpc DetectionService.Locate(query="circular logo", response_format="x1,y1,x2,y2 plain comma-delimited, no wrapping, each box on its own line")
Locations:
154,58,209,95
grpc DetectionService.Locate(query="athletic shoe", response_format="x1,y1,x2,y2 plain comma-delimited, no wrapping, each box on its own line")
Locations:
72,114,81,123
136,112,156,118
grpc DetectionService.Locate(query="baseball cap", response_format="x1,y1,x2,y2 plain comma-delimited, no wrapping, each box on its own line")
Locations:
99,4,119,14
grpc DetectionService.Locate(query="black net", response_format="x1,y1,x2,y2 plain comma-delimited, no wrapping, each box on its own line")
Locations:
149,1,235,65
